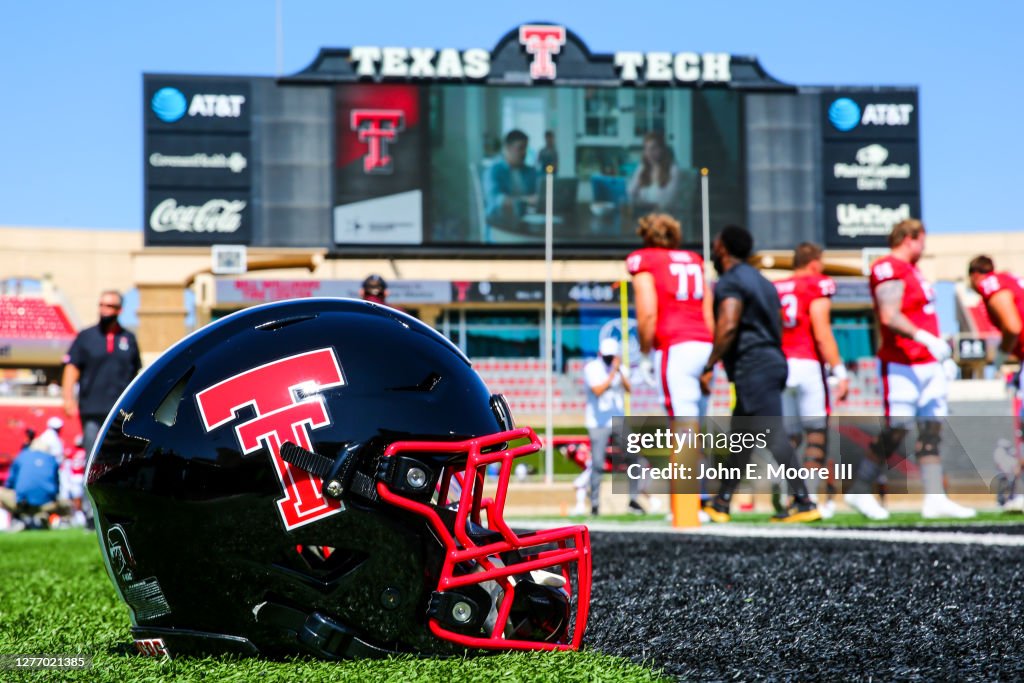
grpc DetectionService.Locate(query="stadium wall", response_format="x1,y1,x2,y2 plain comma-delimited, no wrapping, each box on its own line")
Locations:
0,226,141,332
4,225,1024,365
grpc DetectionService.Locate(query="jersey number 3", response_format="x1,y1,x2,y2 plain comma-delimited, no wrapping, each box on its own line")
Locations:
780,293,799,328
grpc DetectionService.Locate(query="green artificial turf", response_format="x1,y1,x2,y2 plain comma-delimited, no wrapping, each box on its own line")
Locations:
0,530,667,682
532,508,1024,527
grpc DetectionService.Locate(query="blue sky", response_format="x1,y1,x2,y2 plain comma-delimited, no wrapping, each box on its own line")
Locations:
1,0,1019,233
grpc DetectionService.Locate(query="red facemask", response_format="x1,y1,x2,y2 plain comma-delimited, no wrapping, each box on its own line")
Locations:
375,426,591,651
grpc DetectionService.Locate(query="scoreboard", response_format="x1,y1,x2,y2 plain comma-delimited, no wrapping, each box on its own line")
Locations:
143,24,920,256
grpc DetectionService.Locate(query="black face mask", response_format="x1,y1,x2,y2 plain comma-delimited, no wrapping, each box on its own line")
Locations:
601,355,616,365
712,254,725,276
99,314,118,329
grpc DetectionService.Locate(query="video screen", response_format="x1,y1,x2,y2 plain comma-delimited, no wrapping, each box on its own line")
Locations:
335,83,745,249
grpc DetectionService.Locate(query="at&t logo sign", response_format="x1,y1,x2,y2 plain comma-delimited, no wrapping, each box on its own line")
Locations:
151,87,246,123
829,97,914,132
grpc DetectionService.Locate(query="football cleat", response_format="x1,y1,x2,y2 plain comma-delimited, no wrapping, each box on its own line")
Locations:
702,497,731,523
770,499,821,523
1001,495,1024,513
921,494,977,519
844,493,891,521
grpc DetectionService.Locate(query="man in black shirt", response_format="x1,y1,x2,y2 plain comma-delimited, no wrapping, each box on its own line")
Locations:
698,226,820,523
62,290,141,457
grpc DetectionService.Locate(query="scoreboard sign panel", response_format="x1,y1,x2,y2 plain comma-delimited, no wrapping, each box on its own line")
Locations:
145,189,252,246
824,194,921,249
144,79,251,133
146,134,251,188
822,91,919,141
822,89,920,248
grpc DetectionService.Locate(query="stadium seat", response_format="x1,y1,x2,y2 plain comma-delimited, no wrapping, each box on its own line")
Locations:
0,296,75,340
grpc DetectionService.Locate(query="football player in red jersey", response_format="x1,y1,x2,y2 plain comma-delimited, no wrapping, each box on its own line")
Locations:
848,219,975,519
773,243,849,518
627,213,713,523
968,255,1024,376
626,213,714,421
968,255,1024,509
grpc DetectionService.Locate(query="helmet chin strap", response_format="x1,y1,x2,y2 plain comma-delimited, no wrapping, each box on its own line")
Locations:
253,602,395,659
280,440,383,504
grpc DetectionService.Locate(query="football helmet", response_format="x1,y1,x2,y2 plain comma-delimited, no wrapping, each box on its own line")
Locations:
87,299,590,659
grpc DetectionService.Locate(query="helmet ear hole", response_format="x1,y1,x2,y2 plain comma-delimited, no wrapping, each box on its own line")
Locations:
154,367,194,427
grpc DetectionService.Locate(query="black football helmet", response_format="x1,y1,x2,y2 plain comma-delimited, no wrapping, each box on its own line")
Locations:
86,299,590,659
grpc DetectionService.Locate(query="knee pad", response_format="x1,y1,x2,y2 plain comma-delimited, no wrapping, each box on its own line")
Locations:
916,420,942,459
871,426,907,463
803,428,827,467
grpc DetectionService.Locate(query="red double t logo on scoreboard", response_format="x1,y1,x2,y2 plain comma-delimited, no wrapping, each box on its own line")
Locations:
350,109,404,174
519,24,567,80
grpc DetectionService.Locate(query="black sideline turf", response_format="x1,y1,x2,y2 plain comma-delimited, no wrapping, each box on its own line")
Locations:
587,530,1024,680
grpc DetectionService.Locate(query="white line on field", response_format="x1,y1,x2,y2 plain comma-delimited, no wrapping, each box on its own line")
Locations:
512,520,1024,546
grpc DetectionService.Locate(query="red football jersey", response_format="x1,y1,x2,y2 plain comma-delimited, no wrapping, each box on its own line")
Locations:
977,271,1024,359
869,254,940,365
774,274,836,361
626,247,712,348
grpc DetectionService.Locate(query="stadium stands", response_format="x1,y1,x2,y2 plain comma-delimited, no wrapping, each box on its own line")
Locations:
0,290,81,462
0,293,78,370
474,356,886,420
0,295,76,340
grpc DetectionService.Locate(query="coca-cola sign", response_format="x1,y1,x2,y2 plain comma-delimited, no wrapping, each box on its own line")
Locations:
150,199,245,233
145,191,251,245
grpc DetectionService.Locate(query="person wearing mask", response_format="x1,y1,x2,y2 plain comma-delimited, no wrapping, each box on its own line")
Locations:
360,274,389,305
583,337,640,515
62,290,141,458
699,225,821,523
